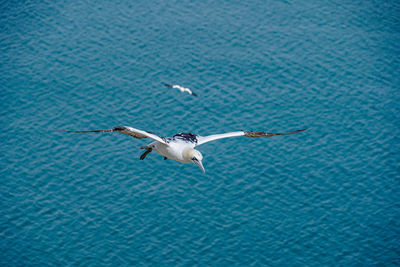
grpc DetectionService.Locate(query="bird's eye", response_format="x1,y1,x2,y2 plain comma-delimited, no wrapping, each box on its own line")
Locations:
192,157,197,161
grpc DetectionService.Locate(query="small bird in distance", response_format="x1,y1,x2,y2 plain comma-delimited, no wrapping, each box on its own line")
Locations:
164,83,197,96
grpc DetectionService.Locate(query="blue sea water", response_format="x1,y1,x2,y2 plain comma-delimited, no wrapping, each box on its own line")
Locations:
1,0,400,265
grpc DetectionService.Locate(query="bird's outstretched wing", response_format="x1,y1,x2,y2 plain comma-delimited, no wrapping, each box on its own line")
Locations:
59,126,168,144
195,128,308,146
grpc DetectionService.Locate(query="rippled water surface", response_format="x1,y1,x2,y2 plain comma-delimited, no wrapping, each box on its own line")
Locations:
1,0,399,266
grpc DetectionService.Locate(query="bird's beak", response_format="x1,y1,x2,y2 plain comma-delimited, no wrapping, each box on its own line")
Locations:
193,159,205,173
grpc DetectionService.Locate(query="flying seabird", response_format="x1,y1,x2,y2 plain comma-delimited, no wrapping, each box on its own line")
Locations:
60,126,308,173
164,83,197,96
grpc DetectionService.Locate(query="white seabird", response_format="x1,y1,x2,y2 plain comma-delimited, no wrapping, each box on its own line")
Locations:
61,126,308,173
164,83,197,96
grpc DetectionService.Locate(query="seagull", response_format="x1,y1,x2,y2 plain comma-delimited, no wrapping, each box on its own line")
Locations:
60,126,308,173
164,83,197,96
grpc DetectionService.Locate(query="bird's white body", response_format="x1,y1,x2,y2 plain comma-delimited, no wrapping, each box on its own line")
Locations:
61,126,307,173
164,83,197,96
151,140,195,163
174,85,191,94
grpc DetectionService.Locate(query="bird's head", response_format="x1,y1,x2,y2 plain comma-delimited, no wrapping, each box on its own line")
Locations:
184,148,205,173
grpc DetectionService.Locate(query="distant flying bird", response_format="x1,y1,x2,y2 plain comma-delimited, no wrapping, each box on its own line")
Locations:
164,83,197,96
60,126,308,173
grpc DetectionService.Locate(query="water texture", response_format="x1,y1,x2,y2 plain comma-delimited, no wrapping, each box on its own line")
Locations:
1,0,399,266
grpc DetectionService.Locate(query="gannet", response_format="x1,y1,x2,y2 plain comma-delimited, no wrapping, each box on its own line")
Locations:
60,126,308,173
164,83,197,96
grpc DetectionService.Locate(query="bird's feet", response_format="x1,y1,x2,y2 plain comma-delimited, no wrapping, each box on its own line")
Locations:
140,148,152,160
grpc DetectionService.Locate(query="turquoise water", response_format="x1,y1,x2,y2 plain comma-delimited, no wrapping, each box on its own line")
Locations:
1,0,400,265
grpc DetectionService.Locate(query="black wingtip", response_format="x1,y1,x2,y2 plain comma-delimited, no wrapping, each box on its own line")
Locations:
56,130,82,133
284,128,309,135
164,83,173,88
298,128,309,133
191,92,198,96
56,128,114,133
